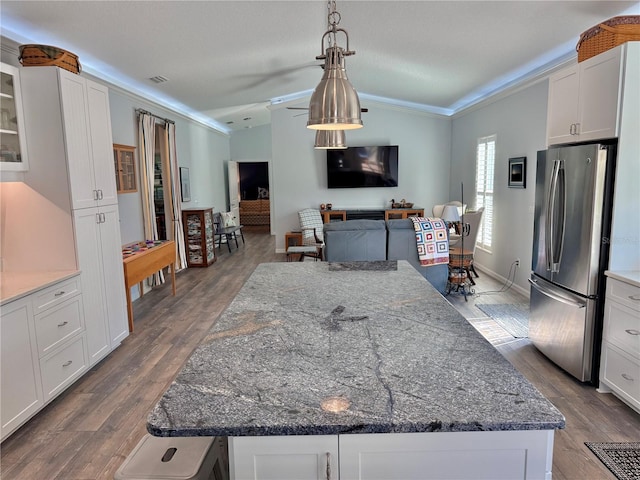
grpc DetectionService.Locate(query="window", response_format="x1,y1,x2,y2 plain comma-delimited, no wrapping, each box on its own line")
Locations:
475,135,495,251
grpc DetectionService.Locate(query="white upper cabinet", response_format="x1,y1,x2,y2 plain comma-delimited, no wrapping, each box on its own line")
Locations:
20,67,117,209
0,62,29,172
547,45,623,146
59,70,118,208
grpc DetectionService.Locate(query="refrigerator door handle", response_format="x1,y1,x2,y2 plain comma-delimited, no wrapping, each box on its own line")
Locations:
546,159,565,273
528,278,585,309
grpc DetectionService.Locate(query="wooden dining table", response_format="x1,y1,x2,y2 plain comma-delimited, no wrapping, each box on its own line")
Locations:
122,240,177,332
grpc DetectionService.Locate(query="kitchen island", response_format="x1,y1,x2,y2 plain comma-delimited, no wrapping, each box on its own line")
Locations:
148,261,564,479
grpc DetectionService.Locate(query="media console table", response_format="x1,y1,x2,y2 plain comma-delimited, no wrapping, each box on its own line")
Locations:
319,208,425,222
122,240,176,332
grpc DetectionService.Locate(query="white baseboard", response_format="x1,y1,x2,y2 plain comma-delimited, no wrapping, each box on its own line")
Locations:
474,263,530,299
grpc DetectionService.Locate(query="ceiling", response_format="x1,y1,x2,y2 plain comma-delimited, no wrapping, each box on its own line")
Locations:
1,1,638,134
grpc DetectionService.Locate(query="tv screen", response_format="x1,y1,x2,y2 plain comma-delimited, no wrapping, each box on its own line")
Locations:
327,146,399,188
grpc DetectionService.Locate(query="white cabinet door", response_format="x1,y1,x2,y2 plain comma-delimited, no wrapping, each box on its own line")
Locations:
339,430,554,480
86,81,118,206
230,435,338,480
99,204,129,345
60,70,117,209
547,65,579,145
73,208,111,365
60,71,96,210
578,46,623,143
1,297,43,441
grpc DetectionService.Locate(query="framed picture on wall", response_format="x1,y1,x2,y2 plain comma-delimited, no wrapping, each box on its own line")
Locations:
180,167,191,201
508,157,526,188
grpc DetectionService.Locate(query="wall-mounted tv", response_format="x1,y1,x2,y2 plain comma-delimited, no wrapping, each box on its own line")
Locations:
327,146,399,188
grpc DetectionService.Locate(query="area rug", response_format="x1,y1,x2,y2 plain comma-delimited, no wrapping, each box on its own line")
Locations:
476,303,529,338
585,442,640,480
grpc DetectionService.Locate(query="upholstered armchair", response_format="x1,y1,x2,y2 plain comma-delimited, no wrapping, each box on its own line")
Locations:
297,208,324,260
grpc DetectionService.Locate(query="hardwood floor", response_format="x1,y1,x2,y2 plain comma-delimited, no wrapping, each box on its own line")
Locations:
1,231,638,479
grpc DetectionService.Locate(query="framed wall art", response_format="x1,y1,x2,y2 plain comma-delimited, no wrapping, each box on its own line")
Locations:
508,157,526,188
180,167,191,202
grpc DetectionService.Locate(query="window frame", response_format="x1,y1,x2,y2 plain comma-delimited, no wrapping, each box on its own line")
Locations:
475,134,496,252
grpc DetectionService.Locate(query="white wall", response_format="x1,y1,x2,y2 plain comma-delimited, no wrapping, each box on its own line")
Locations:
269,100,452,250
108,89,230,244
451,81,549,293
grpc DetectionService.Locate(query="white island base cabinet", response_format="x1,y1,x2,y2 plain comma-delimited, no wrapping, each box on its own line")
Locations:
229,430,554,480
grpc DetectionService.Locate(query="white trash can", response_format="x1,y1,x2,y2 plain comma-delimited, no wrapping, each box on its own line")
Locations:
114,434,227,480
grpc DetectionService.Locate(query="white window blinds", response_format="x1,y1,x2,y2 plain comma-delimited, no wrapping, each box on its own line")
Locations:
475,135,495,251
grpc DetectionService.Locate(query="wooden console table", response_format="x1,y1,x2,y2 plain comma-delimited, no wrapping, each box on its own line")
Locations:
320,209,347,223
384,208,424,220
122,241,177,332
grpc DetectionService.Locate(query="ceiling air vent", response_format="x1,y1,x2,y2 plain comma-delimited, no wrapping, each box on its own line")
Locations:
149,75,169,84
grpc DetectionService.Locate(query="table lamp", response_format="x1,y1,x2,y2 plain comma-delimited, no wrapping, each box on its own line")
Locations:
441,205,460,232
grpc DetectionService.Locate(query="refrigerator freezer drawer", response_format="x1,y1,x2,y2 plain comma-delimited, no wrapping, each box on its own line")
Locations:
529,276,596,382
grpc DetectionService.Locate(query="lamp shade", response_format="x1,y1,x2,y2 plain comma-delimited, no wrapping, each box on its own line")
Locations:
314,130,347,149
307,45,363,131
441,205,460,223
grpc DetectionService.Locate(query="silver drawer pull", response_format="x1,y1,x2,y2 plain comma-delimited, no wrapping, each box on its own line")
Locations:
58,321,69,327
629,294,640,301
621,373,635,382
62,360,73,367
625,329,640,336
54,291,65,297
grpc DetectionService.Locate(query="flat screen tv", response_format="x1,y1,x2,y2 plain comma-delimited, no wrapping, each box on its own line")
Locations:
327,145,399,188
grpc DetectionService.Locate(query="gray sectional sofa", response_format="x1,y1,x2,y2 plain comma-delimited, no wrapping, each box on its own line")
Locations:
323,219,449,294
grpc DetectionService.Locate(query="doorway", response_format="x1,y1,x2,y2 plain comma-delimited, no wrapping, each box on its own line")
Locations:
239,162,269,201
153,123,169,240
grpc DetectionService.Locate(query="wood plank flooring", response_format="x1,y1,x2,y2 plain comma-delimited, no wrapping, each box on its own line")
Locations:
1,231,638,479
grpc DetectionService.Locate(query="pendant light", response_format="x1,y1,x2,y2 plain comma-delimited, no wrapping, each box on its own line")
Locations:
307,1,363,131
314,130,347,149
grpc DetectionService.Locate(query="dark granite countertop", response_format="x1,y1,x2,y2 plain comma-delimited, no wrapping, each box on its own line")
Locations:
148,261,565,437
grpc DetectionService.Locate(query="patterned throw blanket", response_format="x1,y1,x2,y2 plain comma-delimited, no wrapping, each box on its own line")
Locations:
410,217,449,266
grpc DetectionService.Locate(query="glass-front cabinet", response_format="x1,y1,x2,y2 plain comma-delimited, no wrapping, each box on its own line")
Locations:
0,63,28,171
182,207,216,267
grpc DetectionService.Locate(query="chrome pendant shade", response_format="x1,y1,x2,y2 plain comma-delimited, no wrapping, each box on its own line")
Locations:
314,129,347,149
307,45,362,131
307,1,363,131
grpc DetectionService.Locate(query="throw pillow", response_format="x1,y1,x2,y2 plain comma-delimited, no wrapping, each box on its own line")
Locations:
257,187,269,199
221,212,236,227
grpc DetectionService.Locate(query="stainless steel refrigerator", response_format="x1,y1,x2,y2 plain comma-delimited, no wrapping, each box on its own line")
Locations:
530,141,616,383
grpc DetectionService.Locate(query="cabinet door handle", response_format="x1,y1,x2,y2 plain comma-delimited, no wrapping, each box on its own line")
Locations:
325,452,331,480
54,290,65,297
101,213,106,223
98,189,104,200
621,373,635,382
57,321,69,327
574,123,580,135
625,329,640,336
629,294,640,301
93,189,99,200
62,360,73,367
569,124,575,135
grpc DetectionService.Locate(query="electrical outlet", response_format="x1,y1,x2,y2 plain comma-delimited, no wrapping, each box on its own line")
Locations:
515,258,520,267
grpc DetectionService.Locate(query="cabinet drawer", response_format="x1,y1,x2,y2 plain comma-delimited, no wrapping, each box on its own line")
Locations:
32,278,81,314
607,278,640,312
601,344,640,409
34,295,84,358
40,335,87,401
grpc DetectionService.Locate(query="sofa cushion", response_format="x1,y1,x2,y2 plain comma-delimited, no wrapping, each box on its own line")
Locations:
323,220,387,262
324,219,386,231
